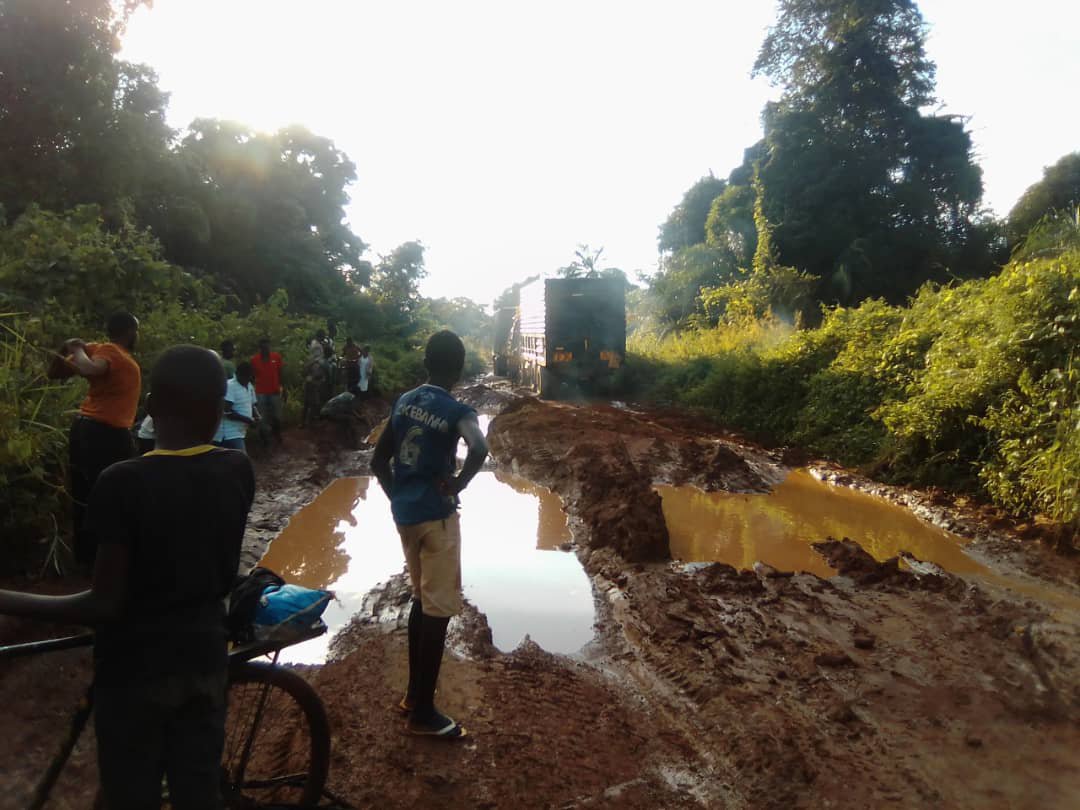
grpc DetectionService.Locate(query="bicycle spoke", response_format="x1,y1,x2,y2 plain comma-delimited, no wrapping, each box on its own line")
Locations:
223,662,328,808
236,773,308,789
236,679,275,779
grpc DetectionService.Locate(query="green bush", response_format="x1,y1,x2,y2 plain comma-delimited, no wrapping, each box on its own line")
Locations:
630,243,1080,532
0,206,454,569
0,315,83,570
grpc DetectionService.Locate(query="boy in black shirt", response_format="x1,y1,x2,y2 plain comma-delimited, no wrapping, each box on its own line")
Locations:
0,345,255,809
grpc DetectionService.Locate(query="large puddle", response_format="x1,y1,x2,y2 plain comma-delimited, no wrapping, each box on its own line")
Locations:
259,470,594,663
659,469,1080,613
658,469,986,578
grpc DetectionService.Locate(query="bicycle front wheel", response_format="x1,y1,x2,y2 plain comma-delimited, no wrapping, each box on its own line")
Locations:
222,661,331,808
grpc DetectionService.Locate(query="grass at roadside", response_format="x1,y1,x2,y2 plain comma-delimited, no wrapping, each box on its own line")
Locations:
627,238,1080,536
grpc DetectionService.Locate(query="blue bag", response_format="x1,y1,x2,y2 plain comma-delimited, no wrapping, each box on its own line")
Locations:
255,583,333,630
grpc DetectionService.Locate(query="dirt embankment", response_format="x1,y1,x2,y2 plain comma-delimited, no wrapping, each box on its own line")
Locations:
308,387,1079,808
485,397,784,564
481,394,1080,808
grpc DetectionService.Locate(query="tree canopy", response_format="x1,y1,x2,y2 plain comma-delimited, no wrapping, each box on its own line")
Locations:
148,119,369,310
0,0,369,316
658,175,728,254
0,0,163,219
1008,152,1080,244
752,0,988,303
643,0,999,330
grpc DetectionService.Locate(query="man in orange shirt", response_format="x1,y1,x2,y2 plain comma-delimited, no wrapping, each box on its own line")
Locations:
48,312,142,565
250,337,284,446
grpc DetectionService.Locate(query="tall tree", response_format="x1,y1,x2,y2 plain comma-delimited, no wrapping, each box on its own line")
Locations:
0,0,159,219
706,181,757,267
156,119,368,311
752,0,987,303
0,2,370,314
700,170,817,324
658,175,727,253
1008,152,1080,244
370,241,427,327
645,244,740,330
423,296,493,342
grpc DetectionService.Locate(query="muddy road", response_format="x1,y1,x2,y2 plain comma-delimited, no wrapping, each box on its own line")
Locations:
1,381,1078,809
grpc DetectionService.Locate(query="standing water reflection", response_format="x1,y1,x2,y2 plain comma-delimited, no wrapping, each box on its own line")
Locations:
259,470,594,663
658,469,986,577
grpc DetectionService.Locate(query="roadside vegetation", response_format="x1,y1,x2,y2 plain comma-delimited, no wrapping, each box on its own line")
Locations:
0,0,488,567
630,0,1080,537
631,219,1079,533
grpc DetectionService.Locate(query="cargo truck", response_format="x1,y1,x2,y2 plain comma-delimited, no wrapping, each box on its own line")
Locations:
497,277,626,399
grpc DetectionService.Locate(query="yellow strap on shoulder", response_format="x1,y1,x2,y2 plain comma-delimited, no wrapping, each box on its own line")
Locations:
143,444,219,458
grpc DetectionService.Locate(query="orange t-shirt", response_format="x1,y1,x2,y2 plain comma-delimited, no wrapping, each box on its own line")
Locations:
77,343,142,429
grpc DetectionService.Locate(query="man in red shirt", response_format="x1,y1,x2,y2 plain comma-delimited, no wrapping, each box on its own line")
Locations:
47,312,141,565
250,337,284,446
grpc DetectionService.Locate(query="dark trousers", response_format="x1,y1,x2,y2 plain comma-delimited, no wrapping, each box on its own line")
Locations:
345,362,360,394
95,669,227,810
69,417,135,564
327,413,358,448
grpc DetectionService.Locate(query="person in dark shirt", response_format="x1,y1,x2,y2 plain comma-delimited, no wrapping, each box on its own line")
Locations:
372,331,488,738
343,337,361,394
0,345,255,809
220,339,237,379
320,389,364,447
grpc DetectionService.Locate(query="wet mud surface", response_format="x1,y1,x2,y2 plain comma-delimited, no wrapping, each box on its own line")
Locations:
2,380,1079,808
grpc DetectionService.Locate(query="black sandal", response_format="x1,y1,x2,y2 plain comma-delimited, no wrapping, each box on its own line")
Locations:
407,710,468,739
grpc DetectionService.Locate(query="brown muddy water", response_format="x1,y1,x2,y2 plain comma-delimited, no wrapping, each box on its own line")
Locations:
659,470,1080,613
658,469,986,578
259,470,594,663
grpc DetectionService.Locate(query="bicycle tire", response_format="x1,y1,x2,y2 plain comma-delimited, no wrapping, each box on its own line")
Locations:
222,661,331,809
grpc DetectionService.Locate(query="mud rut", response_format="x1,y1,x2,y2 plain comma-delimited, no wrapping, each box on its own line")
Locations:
1,383,1078,809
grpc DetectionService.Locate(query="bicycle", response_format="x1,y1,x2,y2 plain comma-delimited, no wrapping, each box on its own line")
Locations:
0,623,333,809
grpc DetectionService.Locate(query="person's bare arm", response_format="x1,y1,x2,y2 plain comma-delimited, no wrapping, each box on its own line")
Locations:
371,419,395,499
0,543,129,625
66,343,109,378
223,400,253,424
448,412,488,495
46,341,79,380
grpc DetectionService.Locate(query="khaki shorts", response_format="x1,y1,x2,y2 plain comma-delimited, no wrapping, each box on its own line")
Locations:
397,513,463,618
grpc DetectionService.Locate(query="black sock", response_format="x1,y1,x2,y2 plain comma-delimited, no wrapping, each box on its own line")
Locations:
414,613,450,721
406,599,423,700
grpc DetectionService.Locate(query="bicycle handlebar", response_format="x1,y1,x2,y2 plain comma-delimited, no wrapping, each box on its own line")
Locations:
0,633,94,660
0,620,328,663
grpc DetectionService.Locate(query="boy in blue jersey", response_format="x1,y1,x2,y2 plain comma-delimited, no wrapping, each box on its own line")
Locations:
372,331,488,738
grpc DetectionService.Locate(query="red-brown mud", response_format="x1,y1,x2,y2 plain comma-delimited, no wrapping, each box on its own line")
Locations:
2,383,1078,809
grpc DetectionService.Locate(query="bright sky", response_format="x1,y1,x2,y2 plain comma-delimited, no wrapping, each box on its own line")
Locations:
121,0,1080,305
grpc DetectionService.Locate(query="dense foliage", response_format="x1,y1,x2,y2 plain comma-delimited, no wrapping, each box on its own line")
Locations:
0,0,370,314
1007,152,1080,245
630,224,1080,533
647,0,1005,332
628,0,1076,539
0,203,486,566
0,1,489,568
